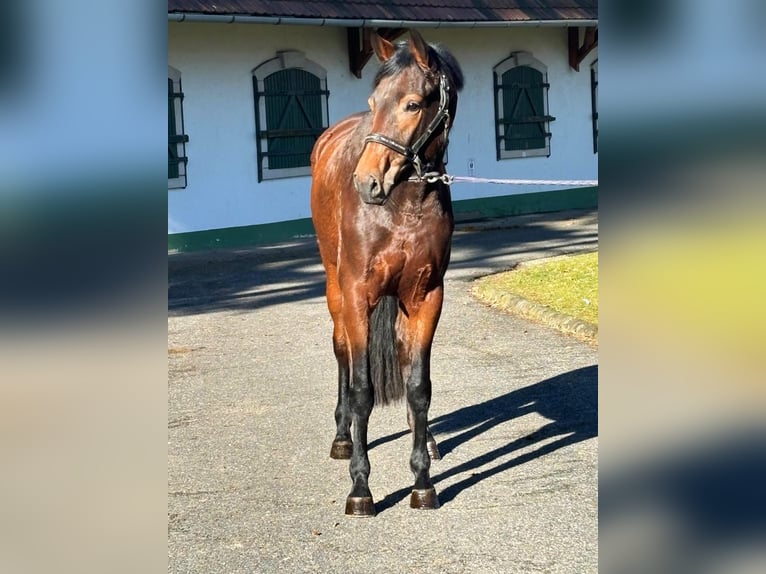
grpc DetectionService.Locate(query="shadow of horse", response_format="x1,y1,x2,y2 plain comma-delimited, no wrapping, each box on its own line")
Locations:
372,365,597,512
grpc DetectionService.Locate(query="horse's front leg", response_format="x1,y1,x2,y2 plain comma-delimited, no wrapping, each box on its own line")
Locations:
330,328,352,459
342,291,376,517
407,405,441,460
405,285,444,510
327,276,352,460
326,277,352,460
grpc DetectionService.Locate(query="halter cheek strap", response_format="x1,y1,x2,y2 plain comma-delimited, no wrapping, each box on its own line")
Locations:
363,72,451,180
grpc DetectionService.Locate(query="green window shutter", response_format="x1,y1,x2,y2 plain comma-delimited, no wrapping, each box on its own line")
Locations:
591,64,598,154
262,69,325,170
501,66,548,151
168,78,180,179
168,76,189,183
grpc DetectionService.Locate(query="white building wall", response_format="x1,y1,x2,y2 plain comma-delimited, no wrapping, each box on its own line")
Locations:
168,23,596,234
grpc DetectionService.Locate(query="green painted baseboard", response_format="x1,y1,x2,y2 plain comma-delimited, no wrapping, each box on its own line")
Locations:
452,186,597,222
167,217,316,252
168,186,597,252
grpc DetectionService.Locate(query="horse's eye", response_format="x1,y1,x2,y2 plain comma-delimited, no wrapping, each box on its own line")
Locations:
405,101,421,112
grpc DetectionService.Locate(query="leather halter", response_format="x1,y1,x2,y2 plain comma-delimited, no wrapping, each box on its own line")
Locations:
363,72,451,180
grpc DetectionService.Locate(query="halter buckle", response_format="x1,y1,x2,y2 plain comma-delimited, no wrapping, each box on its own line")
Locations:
407,171,454,186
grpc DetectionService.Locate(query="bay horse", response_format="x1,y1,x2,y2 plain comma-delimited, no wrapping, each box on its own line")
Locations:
310,29,464,516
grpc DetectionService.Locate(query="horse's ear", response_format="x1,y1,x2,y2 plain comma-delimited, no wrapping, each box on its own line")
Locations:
371,32,396,62
409,29,433,72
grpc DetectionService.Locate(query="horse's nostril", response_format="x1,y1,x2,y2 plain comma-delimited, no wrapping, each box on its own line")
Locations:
369,176,385,197
353,172,384,201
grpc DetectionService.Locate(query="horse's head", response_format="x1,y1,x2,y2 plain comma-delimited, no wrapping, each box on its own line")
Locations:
353,30,464,204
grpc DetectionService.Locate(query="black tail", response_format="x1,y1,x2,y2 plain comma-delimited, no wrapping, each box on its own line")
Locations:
369,296,405,406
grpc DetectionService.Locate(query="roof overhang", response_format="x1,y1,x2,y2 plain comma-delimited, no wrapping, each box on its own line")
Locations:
167,13,597,27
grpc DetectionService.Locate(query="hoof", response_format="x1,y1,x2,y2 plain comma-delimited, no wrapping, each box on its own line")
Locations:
427,439,441,461
330,440,352,459
345,496,376,517
410,488,440,510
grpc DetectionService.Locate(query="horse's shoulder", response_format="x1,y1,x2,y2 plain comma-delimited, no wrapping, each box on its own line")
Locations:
312,112,367,164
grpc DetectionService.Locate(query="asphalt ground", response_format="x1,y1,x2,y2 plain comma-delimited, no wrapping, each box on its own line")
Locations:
168,209,598,574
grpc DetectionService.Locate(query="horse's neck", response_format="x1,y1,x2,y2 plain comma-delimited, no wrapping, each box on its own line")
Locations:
389,182,452,220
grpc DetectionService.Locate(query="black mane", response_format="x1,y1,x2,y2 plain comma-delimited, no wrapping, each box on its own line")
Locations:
373,41,465,92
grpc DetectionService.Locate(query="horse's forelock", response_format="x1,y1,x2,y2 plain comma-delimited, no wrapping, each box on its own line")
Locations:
373,41,464,92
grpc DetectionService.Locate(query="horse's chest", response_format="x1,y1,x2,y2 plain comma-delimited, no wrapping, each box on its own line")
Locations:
367,232,446,303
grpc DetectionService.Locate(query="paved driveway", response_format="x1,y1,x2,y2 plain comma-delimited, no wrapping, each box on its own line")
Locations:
168,209,598,573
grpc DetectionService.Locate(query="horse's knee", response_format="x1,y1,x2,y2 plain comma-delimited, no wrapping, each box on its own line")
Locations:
349,385,373,416
406,375,432,412
329,319,347,357
333,339,347,362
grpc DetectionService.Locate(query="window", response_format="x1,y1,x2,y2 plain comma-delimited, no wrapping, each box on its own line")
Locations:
168,66,188,189
493,52,555,159
591,59,598,154
252,51,329,181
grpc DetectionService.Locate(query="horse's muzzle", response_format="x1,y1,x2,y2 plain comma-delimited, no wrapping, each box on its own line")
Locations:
353,173,388,205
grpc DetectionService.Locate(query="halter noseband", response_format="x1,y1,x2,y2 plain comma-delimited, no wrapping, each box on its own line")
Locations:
363,72,451,181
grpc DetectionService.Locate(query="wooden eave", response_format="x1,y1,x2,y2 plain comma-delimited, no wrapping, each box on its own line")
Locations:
568,26,598,71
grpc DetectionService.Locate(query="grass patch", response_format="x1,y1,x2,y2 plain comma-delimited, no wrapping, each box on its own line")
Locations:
473,251,598,340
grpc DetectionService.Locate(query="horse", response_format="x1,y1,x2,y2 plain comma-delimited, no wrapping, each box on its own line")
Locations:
310,29,464,517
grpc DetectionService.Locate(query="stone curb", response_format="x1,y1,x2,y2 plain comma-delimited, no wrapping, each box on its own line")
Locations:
471,256,598,345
